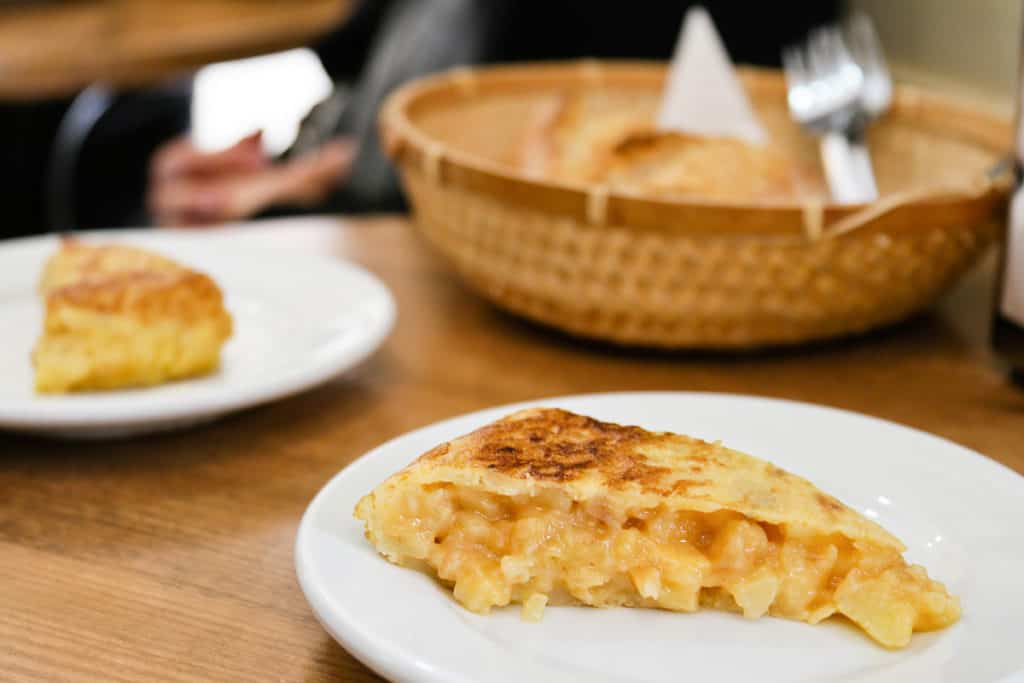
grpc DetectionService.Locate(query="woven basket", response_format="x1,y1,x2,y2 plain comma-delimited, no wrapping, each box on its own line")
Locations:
381,61,1011,348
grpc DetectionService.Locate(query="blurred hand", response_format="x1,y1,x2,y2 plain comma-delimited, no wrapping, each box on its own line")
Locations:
147,131,356,227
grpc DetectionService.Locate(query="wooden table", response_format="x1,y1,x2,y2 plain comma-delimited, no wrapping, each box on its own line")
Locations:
2,216,1022,682
0,0,352,100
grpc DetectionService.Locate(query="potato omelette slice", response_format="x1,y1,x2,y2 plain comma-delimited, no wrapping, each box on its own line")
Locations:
355,408,959,648
33,239,233,393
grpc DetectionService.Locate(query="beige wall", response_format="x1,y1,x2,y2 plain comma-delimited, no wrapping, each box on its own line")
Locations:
851,0,1021,108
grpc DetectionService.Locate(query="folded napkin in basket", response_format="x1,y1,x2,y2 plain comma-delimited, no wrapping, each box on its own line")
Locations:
658,6,767,145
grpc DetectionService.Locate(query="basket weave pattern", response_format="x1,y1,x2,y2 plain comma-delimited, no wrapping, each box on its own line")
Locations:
385,63,1008,348
405,168,996,347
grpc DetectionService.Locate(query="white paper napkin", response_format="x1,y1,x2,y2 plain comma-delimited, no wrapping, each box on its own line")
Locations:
657,7,766,145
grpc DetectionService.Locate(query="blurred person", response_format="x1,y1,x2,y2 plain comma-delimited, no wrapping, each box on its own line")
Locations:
148,1,841,226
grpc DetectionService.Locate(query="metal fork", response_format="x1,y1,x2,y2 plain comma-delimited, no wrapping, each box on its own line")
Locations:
845,12,893,124
783,13,891,204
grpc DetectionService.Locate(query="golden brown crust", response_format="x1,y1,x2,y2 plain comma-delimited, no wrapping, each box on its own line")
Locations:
398,408,904,549
46,270,231,329
520,90,800,200
426,410,662,484
39,238,182,295
40,239,230,329
520,91,654,184
595,130,798,200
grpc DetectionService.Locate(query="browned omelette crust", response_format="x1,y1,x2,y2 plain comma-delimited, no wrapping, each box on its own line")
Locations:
39,238,182,294
406,408,902,549
425,410,670,485
39,239,232,329
46,270,232,326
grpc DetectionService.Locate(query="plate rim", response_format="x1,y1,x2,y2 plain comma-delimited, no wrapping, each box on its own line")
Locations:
0,229,396,430
294,390,1024,683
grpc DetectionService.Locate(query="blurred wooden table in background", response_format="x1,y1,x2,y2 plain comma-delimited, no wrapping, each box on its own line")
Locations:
1,216,1022,681
0,0,353,99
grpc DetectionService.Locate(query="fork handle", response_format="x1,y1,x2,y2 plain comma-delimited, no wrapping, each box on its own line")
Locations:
820,132,879,204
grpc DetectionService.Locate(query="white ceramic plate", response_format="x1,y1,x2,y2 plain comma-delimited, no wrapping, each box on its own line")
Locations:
0,229,395,438
296,392,1024,683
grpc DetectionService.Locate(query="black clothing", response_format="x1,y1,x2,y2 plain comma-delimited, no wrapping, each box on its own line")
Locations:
308,0,840,213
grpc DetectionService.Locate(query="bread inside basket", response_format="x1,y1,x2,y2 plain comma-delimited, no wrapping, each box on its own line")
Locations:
382,62,1009,348
402,65,1003,207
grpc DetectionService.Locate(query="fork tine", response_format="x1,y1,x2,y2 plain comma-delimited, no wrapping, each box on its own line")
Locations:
844,12,891,113
806,27,835,81
845,11,889,79
819,27,855,78
833,28,858,67
782,20,880,202
782,45,813,120
782,45,807,87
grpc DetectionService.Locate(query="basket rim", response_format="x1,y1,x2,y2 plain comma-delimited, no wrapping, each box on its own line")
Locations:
381,60,1011,238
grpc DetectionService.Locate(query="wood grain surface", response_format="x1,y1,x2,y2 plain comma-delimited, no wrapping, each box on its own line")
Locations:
0,0,352,99
1,216,1022,682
